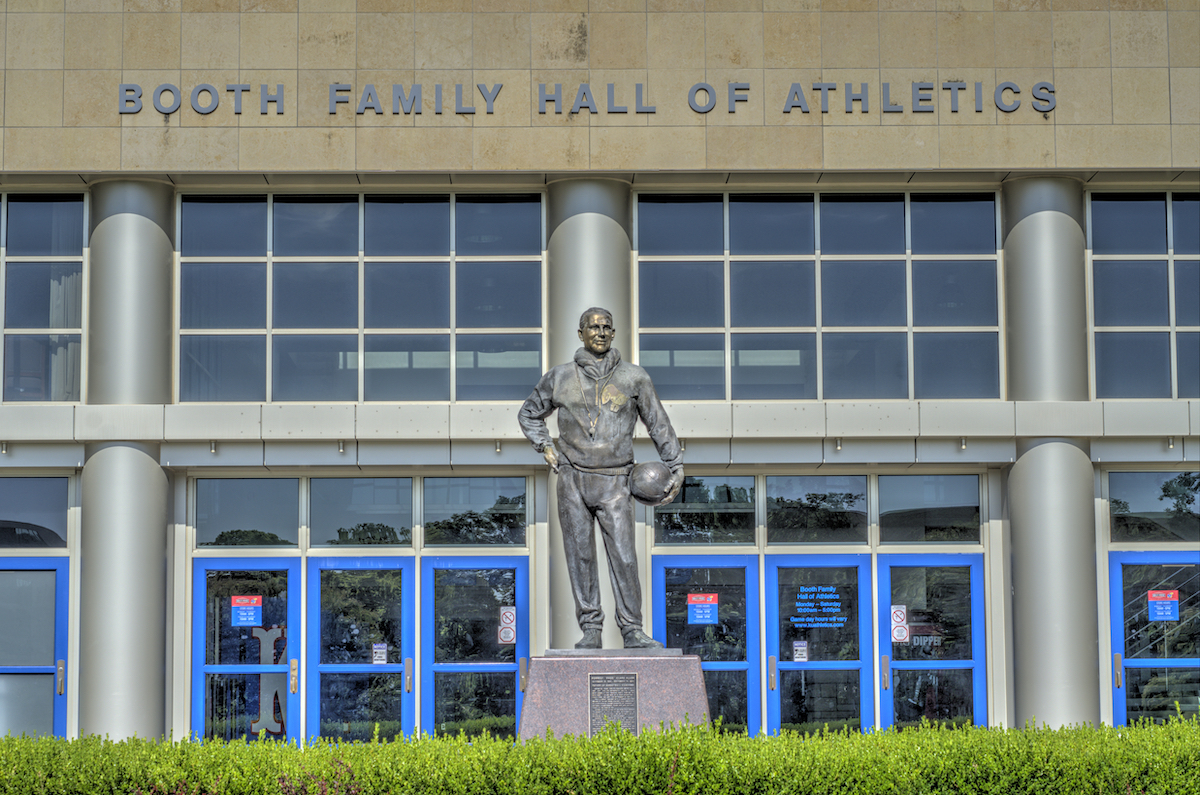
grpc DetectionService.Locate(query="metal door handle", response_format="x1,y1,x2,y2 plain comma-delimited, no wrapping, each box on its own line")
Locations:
56,660,65,695
881,655,890,690
289,659,298,694
768,656,777,690
1113,653,1123,689
519,658,528,692
404,658,413,693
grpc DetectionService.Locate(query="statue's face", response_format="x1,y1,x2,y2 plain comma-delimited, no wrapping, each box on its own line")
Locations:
578,313,615,356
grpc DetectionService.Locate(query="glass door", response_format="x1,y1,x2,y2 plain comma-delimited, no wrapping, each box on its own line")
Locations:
421,556,528,738
1109,551,1199,725
0,558,68,737
877,554,986,729
765,555,873,735
652,555,761,734
192,558,301,742
305,556,415,740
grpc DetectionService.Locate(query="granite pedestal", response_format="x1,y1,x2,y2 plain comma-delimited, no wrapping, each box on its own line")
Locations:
517,649,709,740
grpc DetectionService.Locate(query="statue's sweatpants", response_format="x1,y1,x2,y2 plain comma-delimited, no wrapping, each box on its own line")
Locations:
557,465,643,635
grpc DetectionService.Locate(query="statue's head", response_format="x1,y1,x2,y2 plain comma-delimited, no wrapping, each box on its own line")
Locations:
578,307,615,356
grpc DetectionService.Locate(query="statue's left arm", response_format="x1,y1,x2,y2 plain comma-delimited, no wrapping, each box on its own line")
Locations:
636,377,685,504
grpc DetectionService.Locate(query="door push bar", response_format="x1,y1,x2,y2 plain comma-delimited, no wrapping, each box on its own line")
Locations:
404,658,413,693
290,659,298,694
1113,653,1123,689
881,655,890,690
519,658,529,692
768,656,777,690
56,660,65,695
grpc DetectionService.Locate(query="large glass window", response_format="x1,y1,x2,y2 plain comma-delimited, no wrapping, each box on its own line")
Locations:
3,196,84,402
636,193,999,400
1109,471,1199,544
0,478,68,548
1091,193,1198,398
179,194,543,402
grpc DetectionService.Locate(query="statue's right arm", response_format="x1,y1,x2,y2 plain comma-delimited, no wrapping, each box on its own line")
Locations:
517,370,558,460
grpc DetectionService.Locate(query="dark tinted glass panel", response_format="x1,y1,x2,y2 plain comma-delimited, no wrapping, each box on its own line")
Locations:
1122,563,1200,659
319,674,405,740
728,195,814,255
776,567,859,660
1093,261,1169,326
637,195,723,255
433,568,517,662
910,195,996,254
364,263,450,328
703,670,749,733
0,571,55,664
1095,332,1171,398
1176,261,1200,326
879,475,980,543
196,478,299,546
911,261,997,326
730,261,815,327
1092,194,1167,254
455,195,540,256
319,569,404,662
433,671,515,738
273,263,358,328
821,261,906,326
181,264,266,329
7,196,84,256
892,669,972,729
1180,333,1200,399
889,566,973,660
272,334,358,401
0,478,67,548
180,335,266,402
204,672,288,740
639,333,724,400
456,262,540,328
204,569,289,663
778,670,860,734
767,475,867,544
913,332,999,399
364,195,450,256
639,261,724,328
273,196,359,256
181,196,267,257
5,263,82,329
664,567,747,660
819,195,904,255
1109,472,1199,543
822,332,907,399
0,674,53,737
655,476,754,544
731,333,817,399
311,478,413,546
455,333,541,401
1124,668,1200,725
424,477,526,545
3,334,80,401
1175,194,1200,255
363,334,450,401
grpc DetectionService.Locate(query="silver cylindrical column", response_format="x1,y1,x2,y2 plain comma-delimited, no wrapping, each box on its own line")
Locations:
545,179,634,650
79,180,174,738
1002,177,1099,727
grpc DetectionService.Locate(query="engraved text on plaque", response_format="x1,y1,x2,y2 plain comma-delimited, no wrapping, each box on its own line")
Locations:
588,672,639,736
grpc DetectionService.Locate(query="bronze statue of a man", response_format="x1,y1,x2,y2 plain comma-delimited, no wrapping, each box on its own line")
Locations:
518,308,684,649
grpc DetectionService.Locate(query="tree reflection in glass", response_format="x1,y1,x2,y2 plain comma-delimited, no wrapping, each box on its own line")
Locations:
655,477,754,544
433,568,516,664
767,476,867,544
423,478,526,545
1110,472,1200,543
433,672,515,738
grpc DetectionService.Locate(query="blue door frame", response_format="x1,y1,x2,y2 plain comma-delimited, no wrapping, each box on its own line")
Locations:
192,557,302,743
305,556,416,740
1109,550,1200,726
877,553,987,728
765,555,873,735
0,557,69,737
421,555,529,736
652,554,761,735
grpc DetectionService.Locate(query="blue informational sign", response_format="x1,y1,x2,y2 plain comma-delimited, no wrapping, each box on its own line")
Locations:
687,593,718,625
231,595,263,627
1148,590,1179,621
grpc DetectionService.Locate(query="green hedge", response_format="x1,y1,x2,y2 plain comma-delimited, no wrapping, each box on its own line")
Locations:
2,718,1197,795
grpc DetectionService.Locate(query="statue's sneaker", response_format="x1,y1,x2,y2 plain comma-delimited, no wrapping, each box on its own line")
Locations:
622,629,664,649
575,628,603,649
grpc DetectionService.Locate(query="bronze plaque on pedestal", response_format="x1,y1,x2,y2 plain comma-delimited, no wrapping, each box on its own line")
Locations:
588,672,639,735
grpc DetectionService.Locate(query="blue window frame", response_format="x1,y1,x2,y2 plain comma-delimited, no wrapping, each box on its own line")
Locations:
0,557,68,737
192,558,302,742
765,555,873,735
305,556,416,740
421,555,528,738
652,555,761,735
